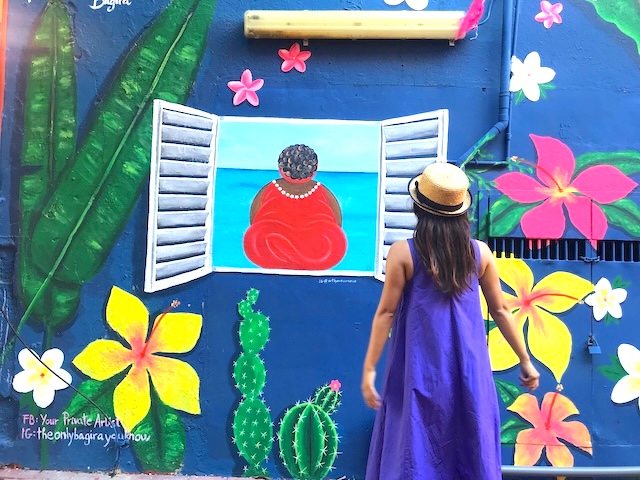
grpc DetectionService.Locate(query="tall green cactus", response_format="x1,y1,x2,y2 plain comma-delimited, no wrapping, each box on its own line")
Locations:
232,288,273,477
278,381,342,479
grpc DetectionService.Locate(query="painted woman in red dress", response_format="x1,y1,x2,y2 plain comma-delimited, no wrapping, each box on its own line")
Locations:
243,144,347,270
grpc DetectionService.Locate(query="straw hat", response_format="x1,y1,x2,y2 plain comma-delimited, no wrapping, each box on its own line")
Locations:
408,162,472,216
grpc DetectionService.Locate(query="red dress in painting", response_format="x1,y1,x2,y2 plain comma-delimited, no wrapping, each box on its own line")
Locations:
243,180,347,270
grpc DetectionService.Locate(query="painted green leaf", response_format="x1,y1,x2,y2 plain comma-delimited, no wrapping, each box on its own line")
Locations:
574,151,640,175
500,417,529,444
585,0,640,56
54,377,118,434
18,0,80,329
601,199,640,237
599,354,627,382
488,196,535,237
494,379,523,407
29,0,217,286
131,392,186,473
612,275,631,289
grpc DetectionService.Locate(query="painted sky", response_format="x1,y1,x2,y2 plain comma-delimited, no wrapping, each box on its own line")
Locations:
215,117,381,173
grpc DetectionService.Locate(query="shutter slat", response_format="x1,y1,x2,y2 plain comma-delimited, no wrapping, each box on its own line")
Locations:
156,256,207,280
161,125,213,146
161,143,212,162
162,110,213,130
384,194,412,212
384,138,439,160
159,160,211,178
386,158,437,177
158,194,209,211
383,119,439,142
159,178,210,195
157,227,207,246
385,212,417,229
157,211,208,228
156,242,208,262
384,228,414,245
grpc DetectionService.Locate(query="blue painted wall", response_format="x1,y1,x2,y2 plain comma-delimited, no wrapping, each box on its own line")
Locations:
1,0,640,477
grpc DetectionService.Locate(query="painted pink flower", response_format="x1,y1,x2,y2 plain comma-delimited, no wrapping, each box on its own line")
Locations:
455,0,485,40
535,1,563,29
330,379,341,391
227,69,264,107
495,135,637,246
278,43,311,73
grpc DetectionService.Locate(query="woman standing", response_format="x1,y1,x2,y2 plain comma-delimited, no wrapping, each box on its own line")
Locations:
362,162,539,479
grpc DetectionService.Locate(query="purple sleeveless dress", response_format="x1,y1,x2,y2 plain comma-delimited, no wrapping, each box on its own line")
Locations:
365,239,501,480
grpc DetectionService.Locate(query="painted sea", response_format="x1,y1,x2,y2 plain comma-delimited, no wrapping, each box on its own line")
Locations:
212,168,380,273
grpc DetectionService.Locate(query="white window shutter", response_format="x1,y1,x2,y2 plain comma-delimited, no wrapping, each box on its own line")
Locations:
375,110,449,281
144,100,217,293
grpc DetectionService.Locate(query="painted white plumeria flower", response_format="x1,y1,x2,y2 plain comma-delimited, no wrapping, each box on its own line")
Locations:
509,52,556,102
584,277,627,321
384,0,429,11
12,348,72,408
611,344,640,409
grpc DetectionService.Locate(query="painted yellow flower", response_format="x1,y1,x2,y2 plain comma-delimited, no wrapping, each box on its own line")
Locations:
73,286,202,432
484,257,592,382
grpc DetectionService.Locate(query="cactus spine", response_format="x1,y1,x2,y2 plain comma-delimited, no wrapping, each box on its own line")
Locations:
232,288,273,477
278,381,342,479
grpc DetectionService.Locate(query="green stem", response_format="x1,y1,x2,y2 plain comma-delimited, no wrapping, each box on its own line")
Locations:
39,328,53,468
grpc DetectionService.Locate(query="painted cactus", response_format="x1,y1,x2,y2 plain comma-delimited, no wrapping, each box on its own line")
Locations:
232,288,273,477
278,381,342,479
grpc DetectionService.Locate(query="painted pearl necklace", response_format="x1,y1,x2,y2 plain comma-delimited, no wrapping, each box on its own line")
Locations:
272,179,321,199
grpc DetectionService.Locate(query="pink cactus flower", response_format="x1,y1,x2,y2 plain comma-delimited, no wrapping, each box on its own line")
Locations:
535,1,563,29
278,43,311,73
330,379,341,392
227,69,264,107
494,135,637,246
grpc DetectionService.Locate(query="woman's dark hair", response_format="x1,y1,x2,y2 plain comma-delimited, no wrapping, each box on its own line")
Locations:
412,204,477,296
278,144,318,180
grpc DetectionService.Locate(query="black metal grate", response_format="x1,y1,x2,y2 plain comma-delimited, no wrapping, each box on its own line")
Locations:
488,238,640,263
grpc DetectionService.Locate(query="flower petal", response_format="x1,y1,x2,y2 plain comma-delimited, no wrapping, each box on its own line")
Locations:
233,89,248,106
246,91,260,107
531,271,593,313
297,51,311,61
530,135,575,190
278,49,293,61
281,59,296,72
227,81,244,92
495,257,534,298
405,0,429,10
532,66,556,84
384,0,404,5
12,370,37,393
511,56,525,75
546,443,574,467
608,302,623,319
618,343,640,376
523,51,542,70
248,78,264,91
148,356,201,415
572,165,638,204
41,348,65,370
592,302,608,321
32,385,56,409
494,173,549,203
114,366,151,432
542,392,579,424
294,60,307,73
50,368,72,391
73,339,132,381
106,287,149,348
146,312,202,355
521,200,566,239
521,78,541,102
564,195,597,240
240,69,253,86
554,420,592,453
508,393,544,427
612,375,640,404
528,307,572,382
593,277,612,292
611,288,628,303
513,429,545,466
289,42,300,55
488,311,525,371
18,348,41,372
540,0,552,12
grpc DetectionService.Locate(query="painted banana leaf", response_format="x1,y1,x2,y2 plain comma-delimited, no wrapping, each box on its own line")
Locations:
585,0,640,56
0,0,7,134
28,0,217,290
18,0,80,329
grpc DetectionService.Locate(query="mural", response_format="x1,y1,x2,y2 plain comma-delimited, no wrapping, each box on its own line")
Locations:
1,0,640,475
